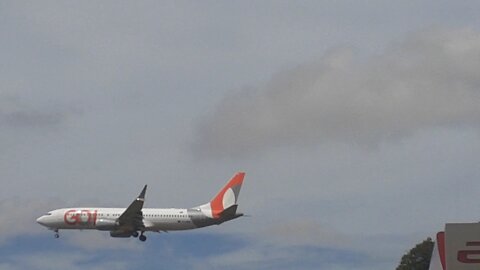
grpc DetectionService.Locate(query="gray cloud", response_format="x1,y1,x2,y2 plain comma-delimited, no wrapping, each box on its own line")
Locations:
195,28,480,158
0,110,64,129
65,231,142,251
1,252,129,270
0,95,71,130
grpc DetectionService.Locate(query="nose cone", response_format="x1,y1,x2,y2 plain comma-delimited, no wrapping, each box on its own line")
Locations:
36,216,47,226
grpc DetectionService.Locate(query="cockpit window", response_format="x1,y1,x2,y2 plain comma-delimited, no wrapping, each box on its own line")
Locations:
45,213,52,216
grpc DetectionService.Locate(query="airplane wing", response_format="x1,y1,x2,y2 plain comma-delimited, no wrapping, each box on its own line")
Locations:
117,185,147,232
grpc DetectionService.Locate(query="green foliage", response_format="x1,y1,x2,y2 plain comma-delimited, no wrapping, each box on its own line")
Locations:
396,237,434,270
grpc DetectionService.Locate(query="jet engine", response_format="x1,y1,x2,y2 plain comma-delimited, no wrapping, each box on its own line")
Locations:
95,219,119,231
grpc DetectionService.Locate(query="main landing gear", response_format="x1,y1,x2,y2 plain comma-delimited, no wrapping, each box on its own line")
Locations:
132,231,139,238
139,231,147,242
54,229,59,239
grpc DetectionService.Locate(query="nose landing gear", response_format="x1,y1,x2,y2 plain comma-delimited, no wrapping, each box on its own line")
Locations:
54,229,59,239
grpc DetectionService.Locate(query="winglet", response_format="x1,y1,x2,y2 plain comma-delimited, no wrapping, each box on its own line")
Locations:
138,185,147,201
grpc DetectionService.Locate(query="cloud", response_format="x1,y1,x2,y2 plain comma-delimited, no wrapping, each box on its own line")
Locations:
202,238,372,270
64,231,142,251
259,220,351,248
197,220,411,270
0,95,68,130
0,94,74,159
1,252,128,270
194,28,480,158
0,110,65,129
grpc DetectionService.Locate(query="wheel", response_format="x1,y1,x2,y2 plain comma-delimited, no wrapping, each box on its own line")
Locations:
54,233,59,238
132,231,139,238
139,235,147,242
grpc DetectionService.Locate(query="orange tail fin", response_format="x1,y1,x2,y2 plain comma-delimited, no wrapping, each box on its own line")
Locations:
210,172,245,218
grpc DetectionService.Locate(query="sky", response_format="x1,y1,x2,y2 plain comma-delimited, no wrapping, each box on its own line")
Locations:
1,1,480,269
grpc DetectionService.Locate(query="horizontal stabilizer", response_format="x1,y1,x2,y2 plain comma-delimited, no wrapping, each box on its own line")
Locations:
216,205,243,224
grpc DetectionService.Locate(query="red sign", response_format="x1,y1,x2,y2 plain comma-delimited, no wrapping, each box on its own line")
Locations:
458,242,480,264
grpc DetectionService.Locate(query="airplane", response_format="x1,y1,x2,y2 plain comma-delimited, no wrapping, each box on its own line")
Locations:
36,172,245,242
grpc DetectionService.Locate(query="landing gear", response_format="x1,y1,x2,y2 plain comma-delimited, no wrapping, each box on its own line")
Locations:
132,231,139,238
54,229,59,239
139,231,147,242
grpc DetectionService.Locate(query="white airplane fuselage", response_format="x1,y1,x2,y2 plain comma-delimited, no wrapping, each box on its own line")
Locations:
39,208,199,231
